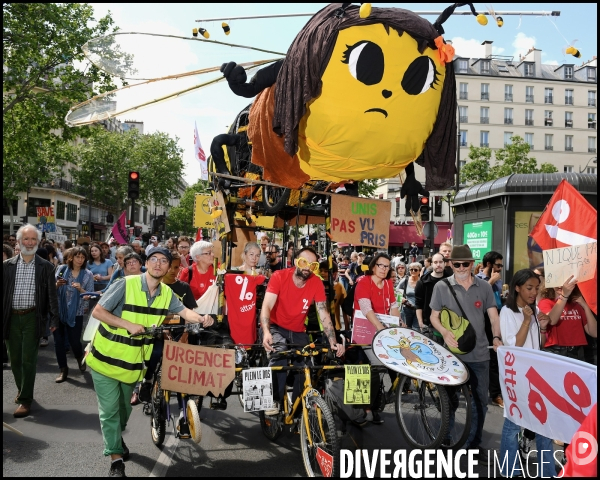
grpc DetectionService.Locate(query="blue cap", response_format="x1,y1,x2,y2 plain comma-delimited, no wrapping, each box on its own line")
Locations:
146,246,172,264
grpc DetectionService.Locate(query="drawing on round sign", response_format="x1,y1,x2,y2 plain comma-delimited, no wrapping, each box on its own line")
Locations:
372,327,468,385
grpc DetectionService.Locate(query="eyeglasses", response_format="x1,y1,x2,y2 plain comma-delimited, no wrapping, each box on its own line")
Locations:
148,256,169,265
409,268,420,272
177,245,190,250
452,262,471,268
125,260,140,266
494,263,504,269
375,263,390,269
295,257,320,273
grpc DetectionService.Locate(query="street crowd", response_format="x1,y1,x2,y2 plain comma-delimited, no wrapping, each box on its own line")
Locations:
3,226,597,477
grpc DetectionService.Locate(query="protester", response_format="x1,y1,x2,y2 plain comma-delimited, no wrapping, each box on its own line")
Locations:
408,242,419,262
258,234,272,268
474,263,484,275
122,253,144,276
175,236,192,269
6,233,17,250
344,251,360,287
415,253,450,339
499,269,554,478
45,243,60,267
3,243,14,261
3,224,59,418
395,262,407,284
166,236,178,252
284,242,295,268
54,246,94,383
265,244,283,277
101,246,135,293
422,257,432,276
397,262,421,329
145,235,159,255
338,255,350,291
233,241,262,275
178,240,216,300
429,245,502,463
130,239,147,265
86,247,214,477
87,243,114,292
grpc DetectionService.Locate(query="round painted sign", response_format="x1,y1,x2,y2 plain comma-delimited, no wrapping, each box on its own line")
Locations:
372,327,469,386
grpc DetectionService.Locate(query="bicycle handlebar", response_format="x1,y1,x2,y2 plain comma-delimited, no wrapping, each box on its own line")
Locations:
130,323,205,338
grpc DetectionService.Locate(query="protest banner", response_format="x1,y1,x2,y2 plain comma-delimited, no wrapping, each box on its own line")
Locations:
344,365,371,404
543,242,597,287
330,195,391,248
498,346,597,444
160,341,235,397
351,310,398,344
242,367,274,412
36,206,56,233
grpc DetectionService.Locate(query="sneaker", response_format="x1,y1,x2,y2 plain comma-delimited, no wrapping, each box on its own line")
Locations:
130,392,140,406
210,397,227,410
177,418,191,439
371,411,384,425
139,381,152,403
40,338,49,347
474,448,491,466
121,437,130,461
264,402,279,416
109,459,126,477
518,430,531,456
491,396,504,407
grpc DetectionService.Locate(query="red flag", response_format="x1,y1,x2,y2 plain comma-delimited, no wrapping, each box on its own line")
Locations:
111,211,128,245
195,228,203,242
194,122,208,180
529,180,597,313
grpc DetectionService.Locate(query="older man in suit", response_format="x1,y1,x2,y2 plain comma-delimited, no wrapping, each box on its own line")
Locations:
3,224,59,418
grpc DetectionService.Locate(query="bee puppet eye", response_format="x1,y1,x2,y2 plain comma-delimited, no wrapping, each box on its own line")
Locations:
342,41,384,86
401,56,439,95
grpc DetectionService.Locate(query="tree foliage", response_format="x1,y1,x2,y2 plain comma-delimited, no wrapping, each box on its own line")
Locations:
460,136,558,185
358,179,379,198
167,180,212,236
3,3,118,201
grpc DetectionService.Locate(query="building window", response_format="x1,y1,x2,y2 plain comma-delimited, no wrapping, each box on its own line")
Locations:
525,133,534,149
459,83,468,100
481,83,489,100
565,135,573,152
504,108,513,124
587,167,597,174
480,107,489,124
26,197,51,218
480,131,489,147
525,109,534,126
459,130,467,147
589,137,597,153
588,67,596,82
459,160,466,169
459,106,468,123
565,112,573,128
66,203,77,222
545,88,554,104
545,134,553,151
458,59,468,73
589,91,596,107
505,84,513,102
3,199,18,216
504,132,513,146
524,63,535,77
545,110,553,126
589,113,597,130
565,89,574,105
480,60,490,74
56,200,65,220
564,66,573,80
564,165,574,173
526,86,534,103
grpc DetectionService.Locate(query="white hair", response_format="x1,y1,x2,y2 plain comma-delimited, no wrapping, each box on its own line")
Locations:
131,239,142,246
16,224,42,243
190,240,213,260
408,262,422,271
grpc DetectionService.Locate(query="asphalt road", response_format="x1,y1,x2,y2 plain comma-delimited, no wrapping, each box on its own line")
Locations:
3,335,563,477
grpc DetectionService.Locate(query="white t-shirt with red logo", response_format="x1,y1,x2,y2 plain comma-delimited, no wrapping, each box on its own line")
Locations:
179,265,216,301
538,299,588,347
267,268,326,332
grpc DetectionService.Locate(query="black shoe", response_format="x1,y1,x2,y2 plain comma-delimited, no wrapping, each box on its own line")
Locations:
121,437,129,461
211,397,227,410
474,448,490,466
177,418,191,439
371,411,384,425
109,459,126,477
139,381,152,403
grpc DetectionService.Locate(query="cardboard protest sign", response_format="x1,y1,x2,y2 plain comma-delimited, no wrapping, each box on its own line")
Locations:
160,341,235,396
242,367,274,412
330,195,390,248
344,365,371,404
543,242,597,287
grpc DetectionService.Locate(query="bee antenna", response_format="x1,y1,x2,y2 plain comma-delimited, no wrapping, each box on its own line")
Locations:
434,3,479,35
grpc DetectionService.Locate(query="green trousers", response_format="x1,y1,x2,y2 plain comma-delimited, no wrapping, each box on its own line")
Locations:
7,311,39,405
90,368,136,456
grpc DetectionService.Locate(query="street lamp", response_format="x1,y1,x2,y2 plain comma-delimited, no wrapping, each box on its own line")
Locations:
579,156,597,173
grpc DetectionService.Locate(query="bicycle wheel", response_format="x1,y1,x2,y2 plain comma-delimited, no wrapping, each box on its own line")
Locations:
300,395,339,478
262,184,290,215
443,383,472,449
259,410,283,442
150,370,166,447
395,375,450,449
187,400,202,444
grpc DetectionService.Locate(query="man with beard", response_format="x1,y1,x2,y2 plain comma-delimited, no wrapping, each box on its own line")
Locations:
3,224,59,418
429,245,503,464
415,253,450,343
260,247,344,415
87,247,214,477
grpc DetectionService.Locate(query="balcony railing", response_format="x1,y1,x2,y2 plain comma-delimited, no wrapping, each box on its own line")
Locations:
460,141,467,147
589,122,597,129
459,116,468,123
565,120,573,128
545,119,553,126
459,92,468,100
545,145,554,151
545,96,553,104
504,118,513,124
589,148,597,153
480,142,489,147
565,146,573,151
589,99,596,107
565,97,574,105
505,94,513,102
481,92,489,100
526,95,534,103
480,117,489,124
525,119,534,126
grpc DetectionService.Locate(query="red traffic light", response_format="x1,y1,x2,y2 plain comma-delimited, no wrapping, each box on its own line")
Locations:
420,196,430,205
129,172,139,180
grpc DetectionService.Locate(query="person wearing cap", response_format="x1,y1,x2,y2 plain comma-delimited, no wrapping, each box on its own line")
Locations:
87,246,214,477
428,244,503,464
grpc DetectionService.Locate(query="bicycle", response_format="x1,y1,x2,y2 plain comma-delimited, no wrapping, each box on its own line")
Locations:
258,343,340,478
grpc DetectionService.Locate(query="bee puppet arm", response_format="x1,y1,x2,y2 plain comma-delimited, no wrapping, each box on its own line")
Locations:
210,133,245,188
220,59,284,98
400,162,430,212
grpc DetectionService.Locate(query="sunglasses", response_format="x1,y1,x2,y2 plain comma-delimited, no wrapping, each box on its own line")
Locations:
295,257,320,273
494,264,504,269
452,262,471,268
375,263,390,269
409,268,420,272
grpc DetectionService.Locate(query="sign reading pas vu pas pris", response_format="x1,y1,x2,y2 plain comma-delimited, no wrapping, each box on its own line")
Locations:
330,196,391,248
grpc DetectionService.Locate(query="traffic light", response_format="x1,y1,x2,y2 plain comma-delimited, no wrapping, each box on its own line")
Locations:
419,196,430,221
128,171,140,199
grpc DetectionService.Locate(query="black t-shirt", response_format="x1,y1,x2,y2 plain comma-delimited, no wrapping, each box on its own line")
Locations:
268,260,283,273
164,280,198,325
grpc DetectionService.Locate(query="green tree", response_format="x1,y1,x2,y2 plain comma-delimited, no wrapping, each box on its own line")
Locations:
167,180,211,235
3,3,118,228
358,179,379,198
460,136,557,185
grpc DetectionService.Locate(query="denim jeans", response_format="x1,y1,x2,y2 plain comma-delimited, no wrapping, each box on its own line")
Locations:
463,360,490,448
53,315,84,368
499,418,555,478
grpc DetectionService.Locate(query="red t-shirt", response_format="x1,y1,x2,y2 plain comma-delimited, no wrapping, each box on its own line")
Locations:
224,273,265,345
538,299,588,347
266,268,326,332
353,275,396,315
178,265,216,301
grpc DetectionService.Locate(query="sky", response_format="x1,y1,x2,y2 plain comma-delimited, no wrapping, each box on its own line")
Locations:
87,3,598,184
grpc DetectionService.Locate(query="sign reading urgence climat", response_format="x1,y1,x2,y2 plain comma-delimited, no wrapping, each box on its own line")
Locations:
330,195,391,248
